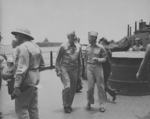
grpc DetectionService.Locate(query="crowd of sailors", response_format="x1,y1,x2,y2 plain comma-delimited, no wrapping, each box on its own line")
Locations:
0,28,149,118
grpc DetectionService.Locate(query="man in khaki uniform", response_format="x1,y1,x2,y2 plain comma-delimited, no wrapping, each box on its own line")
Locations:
11,28,45,119
84,31,107,112
55,31,82,113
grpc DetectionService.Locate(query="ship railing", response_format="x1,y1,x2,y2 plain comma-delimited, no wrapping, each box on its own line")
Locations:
4,51,57,70
4,44,88,70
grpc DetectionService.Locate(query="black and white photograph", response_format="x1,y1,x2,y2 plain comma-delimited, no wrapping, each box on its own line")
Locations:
0,0,150,119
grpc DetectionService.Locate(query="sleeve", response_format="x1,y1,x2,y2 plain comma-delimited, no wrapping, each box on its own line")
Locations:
97,46,107,63
137,45,150,78
84,46,88,65
78,46,83,75
55,45,64,74
14,45,29,88
0,47,7,61
3,50,7,61
0,56,4,62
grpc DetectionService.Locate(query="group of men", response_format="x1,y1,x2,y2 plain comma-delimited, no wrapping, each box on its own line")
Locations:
0,28,150,118
55,31,117,113
55,30,150,114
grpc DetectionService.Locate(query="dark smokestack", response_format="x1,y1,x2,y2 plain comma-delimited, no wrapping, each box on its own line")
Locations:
127,25,130,36
130,26,132,36
135,22,137,34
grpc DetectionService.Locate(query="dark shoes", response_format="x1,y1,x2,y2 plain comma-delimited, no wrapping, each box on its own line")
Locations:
86,103,106,112
64,107,72,113
112,90,118,102
86,103,91,110
69,106,72,111
99,107,106,112
76,85,83,92
78,85,83,90
0,112,3,119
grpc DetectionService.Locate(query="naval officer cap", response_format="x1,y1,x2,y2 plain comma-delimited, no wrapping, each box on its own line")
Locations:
135,38,141,41
67,31,76,37
88,31,98,37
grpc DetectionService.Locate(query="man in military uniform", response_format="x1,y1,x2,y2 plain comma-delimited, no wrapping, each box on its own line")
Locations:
55,31,82,113
11,28,45,119
84,31,107,112
132,38,144,51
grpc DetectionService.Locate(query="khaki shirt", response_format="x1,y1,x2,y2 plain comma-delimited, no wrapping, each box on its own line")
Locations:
84,43,107,64
14,41,45,88
55,42,82,73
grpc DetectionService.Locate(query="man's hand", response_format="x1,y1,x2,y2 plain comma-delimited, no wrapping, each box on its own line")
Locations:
13,87,22,97
0,56,4,62
92,57,98,62
57,72,61,77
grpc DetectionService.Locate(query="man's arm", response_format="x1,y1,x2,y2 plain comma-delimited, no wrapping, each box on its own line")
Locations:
84,46,88,65
0,47,7,61
137,45,150,79
93,46,107,63
55,45,64,76
14,45,29,88
78,47,83,75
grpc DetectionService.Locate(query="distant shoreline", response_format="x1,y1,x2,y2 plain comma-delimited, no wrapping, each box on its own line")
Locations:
2,43,61,47
36,42,62,47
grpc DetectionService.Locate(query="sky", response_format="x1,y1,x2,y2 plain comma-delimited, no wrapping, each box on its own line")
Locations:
0,0,150,45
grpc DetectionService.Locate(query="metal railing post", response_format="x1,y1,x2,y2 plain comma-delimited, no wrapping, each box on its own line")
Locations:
50,51,54,69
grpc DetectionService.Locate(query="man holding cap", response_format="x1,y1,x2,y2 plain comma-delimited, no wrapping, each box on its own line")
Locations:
11,28,45,119
55,31,82,113
84,31,107,112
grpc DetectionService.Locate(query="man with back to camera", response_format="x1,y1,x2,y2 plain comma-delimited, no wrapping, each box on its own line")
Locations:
55,31,82,113
11,27,45,119
84,31,107,112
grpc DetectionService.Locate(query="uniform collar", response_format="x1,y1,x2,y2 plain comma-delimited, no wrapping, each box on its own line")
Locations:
67,42,76,47
89,43,97,47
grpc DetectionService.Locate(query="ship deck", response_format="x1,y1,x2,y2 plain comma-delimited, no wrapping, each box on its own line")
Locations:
0,69,150,119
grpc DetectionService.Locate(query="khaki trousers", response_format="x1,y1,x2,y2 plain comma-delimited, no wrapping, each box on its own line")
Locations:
61,68,78,107
86,64,106,106
15,87,39,119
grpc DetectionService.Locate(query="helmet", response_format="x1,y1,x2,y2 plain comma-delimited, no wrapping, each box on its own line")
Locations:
11,27,34,40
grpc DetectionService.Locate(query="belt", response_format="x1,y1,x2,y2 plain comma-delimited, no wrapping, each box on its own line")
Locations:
87,62,98,65
28,68,39,71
